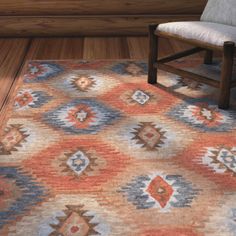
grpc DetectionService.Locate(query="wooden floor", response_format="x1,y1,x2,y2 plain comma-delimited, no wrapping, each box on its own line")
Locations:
0,36,192,115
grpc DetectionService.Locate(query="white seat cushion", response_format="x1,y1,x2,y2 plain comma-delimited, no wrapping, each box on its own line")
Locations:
157,21,236,47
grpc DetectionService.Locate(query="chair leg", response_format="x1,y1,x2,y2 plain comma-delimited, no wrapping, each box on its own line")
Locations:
218,42,235,109
204,49,213,65
148,24,158,84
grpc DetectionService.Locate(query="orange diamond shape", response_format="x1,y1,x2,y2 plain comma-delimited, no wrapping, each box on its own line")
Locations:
147,176,174,208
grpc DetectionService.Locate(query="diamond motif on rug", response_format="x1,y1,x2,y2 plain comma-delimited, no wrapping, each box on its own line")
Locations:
24,62,64,83
168,98,236,132
102,115,195,159
202,147,236,175
100,82,177,115
69,74,96,92
176,136,236,189
0,124,29,155
131,122,166,150
14,89,52,110
131,90,150,105
147,176,174,208
50,205,98,236
5,195,113,236
0,167,46,229
0,118,61,165
119,173,199,211
111,62,147,76
22,138,130,192
43,99,122,134
49,71,120,98
65,150,96,177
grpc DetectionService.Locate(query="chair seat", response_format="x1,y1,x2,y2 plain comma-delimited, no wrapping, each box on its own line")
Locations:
157,21,236,47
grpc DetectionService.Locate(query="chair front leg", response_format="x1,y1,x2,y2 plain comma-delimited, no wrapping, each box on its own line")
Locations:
219,41,235,109
148,24,158,84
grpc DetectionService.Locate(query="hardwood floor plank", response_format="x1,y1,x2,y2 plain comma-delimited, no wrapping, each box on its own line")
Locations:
158,38,175,57
83,37,130,59
127,37,192,59
169,38,192,52
127,37,148,59
59,38,84,59
26,38,84,60
25,37,184,61
0,38,30,112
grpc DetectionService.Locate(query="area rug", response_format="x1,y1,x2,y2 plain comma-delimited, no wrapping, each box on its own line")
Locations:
0,60,236,236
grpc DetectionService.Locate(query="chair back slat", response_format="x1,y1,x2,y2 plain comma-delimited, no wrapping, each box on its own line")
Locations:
201,0,236,26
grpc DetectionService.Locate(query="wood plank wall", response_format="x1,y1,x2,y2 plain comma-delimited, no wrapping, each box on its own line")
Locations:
0,0,207,36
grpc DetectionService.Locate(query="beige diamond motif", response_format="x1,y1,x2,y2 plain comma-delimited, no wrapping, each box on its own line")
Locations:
132,122,166,150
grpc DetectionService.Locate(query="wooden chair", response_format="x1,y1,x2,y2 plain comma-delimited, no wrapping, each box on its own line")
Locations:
148,0,236,109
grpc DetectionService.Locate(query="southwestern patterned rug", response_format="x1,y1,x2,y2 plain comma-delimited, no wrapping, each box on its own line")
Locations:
0,60,236,236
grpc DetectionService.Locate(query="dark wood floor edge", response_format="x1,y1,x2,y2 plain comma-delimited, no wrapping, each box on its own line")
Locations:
0,38,33,127
120,37,131,59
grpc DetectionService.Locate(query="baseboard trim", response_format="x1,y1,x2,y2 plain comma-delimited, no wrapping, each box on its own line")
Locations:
0,15,200,37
